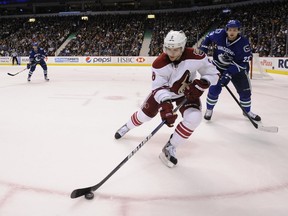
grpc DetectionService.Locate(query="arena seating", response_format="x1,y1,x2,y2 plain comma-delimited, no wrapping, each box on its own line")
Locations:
0,1,286,57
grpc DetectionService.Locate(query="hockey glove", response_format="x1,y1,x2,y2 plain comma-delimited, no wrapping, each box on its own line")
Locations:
184,79,210,101
27,63,31,69
159,100,178,127
220,72,232,86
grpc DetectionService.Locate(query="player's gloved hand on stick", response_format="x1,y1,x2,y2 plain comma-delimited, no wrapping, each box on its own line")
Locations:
219,71,232,86
184,79,210,101
26,63,31,69
159,100,178,127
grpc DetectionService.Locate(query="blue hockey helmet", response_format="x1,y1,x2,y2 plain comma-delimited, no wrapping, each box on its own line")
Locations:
226,20,241,30
32,42,38,47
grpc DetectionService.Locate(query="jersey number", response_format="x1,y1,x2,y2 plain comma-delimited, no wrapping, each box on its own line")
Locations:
243,56,251,62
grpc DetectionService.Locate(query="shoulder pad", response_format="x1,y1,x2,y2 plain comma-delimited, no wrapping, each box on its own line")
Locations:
152,53,170,69
215,29,223,34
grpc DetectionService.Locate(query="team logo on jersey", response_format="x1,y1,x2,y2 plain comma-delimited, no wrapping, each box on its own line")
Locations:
243,45,251,53
34,54,45,62
170,70,190,94
218,53,233,65
35,56,41,62
86,57,92,63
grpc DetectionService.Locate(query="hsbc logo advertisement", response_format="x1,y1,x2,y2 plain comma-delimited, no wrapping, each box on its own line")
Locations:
117,57,133,63
117,57,146,63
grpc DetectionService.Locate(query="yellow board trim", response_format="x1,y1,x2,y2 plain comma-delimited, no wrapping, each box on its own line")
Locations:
266,69,288,75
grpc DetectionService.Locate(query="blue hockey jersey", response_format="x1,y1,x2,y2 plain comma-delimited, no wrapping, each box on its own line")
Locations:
29,47,47,63
200,29,252,74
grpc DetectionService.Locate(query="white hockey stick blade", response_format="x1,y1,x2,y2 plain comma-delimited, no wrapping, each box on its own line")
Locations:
257,125,278,133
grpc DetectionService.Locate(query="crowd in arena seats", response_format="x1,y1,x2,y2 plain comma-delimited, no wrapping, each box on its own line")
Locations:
149,1,287,57
248,1,288,57
59,14,145,56
0,18,24,56
214,1,288,57
148,9,221,56
0,1,287,58
0,16,78,56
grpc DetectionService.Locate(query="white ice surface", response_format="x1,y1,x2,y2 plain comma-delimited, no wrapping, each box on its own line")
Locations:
0,65,288,216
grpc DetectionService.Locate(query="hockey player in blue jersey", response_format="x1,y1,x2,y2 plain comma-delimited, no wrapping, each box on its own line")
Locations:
200,19,261,121
27,42,49,82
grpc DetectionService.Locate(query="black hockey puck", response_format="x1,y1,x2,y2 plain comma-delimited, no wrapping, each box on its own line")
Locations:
85,192,94,200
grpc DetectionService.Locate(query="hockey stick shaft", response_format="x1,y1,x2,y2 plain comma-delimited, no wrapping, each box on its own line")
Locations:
7,63,37,76
7,68,27,76
224,85,278,133
70,98,187,199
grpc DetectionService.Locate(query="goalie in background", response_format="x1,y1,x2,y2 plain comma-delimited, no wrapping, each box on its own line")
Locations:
200,19,261,121
114,30,218,168
27,42,49,82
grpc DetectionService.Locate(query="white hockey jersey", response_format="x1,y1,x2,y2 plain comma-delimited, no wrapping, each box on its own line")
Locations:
151,48,219,103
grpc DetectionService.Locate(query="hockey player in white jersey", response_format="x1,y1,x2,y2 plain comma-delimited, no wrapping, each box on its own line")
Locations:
114,30,219,167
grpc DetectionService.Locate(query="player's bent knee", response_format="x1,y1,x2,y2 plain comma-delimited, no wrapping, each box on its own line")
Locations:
183,108,202,130
209,82,222,95
138,109,153,123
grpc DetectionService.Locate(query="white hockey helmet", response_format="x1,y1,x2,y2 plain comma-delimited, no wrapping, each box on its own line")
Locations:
163,30,187,53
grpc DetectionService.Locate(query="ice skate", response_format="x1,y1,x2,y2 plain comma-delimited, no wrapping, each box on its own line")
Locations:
204,109,213,120
114,124,130,139
244,111,261,121
159,138,177,168
44,75,50,81
27,75,31,82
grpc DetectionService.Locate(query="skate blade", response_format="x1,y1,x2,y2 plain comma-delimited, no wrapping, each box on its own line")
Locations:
159,152,175,168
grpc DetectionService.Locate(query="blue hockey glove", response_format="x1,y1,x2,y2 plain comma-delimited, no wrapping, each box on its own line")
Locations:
27,63,31,69
220,72,232,86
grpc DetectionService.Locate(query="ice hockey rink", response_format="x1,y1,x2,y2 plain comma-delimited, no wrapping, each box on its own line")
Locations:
0,65,287,216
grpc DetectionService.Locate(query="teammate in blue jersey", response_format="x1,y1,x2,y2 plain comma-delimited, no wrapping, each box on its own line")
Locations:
200,20,261,121
27,42,49,82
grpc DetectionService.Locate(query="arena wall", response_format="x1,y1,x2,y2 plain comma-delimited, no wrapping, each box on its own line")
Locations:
0,56,287,75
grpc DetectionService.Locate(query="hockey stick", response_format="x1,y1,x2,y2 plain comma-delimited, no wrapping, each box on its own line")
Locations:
224,85,278,133
7,67,28,76
70,98,187,199
7,63,37,76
